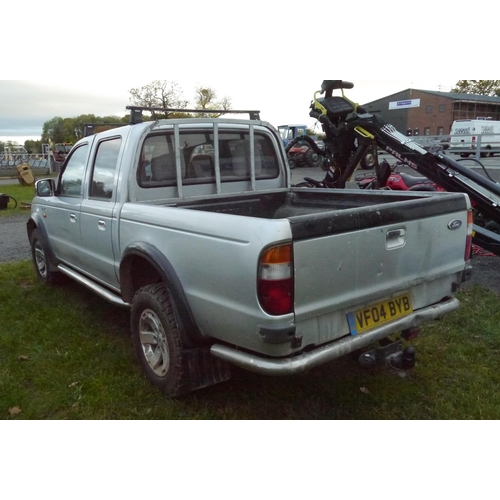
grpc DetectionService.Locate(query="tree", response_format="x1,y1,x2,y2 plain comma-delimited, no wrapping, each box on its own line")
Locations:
42,117,68,144
128,81,232,119
42,114,128,144
24,139,42,154
452,80,500,96
129,80,188,118
193,86,231,117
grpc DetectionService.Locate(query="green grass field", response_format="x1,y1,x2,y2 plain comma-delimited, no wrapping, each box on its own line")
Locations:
1,259,499,420
0,183,36,215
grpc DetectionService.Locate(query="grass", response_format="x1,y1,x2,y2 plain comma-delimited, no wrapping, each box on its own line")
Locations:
1,259,500,419
0,183,36,215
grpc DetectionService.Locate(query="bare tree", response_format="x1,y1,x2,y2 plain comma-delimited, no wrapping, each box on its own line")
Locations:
129,80,189,118
193,86,232,117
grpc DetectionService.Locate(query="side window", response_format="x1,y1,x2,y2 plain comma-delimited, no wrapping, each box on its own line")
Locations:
60,144,89,197
138,134,177,187
90,138,121,200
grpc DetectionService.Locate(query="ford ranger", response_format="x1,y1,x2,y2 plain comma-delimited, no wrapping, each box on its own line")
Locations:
27,107,472,397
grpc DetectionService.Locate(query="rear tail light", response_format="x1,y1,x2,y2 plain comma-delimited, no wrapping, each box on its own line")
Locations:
465,209,473,260
258,244,294,316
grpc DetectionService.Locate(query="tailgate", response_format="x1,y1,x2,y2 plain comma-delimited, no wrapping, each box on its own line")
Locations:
289,193,468,340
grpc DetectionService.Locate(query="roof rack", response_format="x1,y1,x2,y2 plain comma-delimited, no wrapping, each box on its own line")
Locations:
126,106,261,124
84,123,126,137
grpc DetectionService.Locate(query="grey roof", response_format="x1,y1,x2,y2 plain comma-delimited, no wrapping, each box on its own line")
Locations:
364,88,500,105
368,89,500,104
416,89,500,103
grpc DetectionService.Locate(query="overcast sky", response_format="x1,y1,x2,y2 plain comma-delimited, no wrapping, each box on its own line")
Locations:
0,78,462,144
1,0,491,145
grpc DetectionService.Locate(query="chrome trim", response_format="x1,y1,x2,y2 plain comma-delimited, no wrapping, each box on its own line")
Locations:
57,264,129,308
211,297,459,376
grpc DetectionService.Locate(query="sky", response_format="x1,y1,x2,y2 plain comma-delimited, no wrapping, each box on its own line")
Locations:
0,0,492,146
0,78,462,144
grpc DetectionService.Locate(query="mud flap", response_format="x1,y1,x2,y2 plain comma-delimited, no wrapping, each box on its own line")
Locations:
182,346,233,393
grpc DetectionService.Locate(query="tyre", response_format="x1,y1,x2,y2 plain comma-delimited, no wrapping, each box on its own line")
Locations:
485,221,500,234
288,157,296,169
30,229,62,284
321,158,331,171
305,149,321,168
361,148,376,170
131,283,190,397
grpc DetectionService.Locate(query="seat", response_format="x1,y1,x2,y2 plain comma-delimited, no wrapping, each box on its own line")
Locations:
189,154,214,179
232,141,262,177
151,154,176,182
322,96,355,117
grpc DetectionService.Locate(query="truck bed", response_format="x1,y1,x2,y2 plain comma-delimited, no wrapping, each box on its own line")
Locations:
131,188,469,357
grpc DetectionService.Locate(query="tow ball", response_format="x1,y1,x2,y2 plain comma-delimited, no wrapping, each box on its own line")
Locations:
358,330,418,374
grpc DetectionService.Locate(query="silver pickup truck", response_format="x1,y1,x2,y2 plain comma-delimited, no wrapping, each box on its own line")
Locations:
28,109,472,397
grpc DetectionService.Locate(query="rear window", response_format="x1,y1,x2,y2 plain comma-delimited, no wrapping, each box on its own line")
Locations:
137,129,279,188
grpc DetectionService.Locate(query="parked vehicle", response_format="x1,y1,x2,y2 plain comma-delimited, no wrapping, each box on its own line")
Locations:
28,106,472,397
355,161,444,192
278,124,321,168
4,145,28,158
449,119,500,157
51,143,73,163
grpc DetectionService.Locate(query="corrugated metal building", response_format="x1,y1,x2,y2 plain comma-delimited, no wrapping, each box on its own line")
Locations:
362,89,500,137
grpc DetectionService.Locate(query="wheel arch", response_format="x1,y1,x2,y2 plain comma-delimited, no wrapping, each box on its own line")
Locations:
120,242,205,345
27,215,59,271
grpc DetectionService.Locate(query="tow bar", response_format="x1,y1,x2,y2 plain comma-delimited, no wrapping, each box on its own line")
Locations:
358,329,418,376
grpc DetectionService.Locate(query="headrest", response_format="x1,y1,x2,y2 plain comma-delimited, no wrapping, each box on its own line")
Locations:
232,140,262,176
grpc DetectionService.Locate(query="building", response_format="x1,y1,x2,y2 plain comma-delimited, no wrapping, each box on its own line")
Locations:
362,89,500,137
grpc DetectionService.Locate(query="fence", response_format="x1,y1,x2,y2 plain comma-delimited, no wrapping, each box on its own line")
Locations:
394,134,500,160
0,154,63,174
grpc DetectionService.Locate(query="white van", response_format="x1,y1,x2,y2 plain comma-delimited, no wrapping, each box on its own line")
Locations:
450,119,500,157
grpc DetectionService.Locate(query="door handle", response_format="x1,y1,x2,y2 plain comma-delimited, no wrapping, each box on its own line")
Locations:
70,213,78,223
98,220,106,230
386,228,406,249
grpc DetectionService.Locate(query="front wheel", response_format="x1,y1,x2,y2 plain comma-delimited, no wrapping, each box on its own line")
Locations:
131,283,190,397
30,229,62,284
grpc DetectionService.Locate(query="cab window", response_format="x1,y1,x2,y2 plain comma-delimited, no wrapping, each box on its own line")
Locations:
89,138,121,200
59,144,89,197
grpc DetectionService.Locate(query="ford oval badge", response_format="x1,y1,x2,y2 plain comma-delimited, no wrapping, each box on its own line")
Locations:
448,219,462,230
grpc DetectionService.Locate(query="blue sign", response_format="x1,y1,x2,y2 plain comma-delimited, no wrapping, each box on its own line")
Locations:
389,99,421,110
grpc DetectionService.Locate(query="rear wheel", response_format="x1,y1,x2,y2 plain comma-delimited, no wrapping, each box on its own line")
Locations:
131,283,190,397
304,148,321,168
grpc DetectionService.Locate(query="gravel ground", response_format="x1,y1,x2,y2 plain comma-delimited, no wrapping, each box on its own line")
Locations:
0,213,31,263
1,212,499,294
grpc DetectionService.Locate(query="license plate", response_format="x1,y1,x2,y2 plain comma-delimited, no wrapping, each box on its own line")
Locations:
347,294,413,335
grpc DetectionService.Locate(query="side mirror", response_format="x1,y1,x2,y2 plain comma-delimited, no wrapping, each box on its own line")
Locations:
35,179,56,197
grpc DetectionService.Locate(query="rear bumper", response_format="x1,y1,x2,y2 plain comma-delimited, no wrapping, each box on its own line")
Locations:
210,296,459,376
